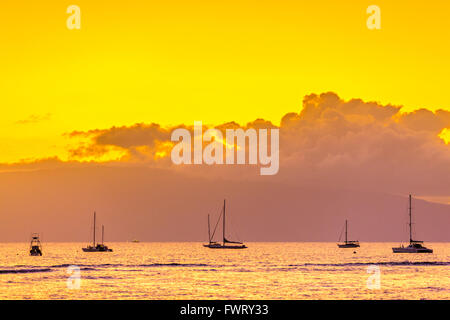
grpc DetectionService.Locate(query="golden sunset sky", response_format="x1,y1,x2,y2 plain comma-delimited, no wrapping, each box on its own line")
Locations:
1,0,449,163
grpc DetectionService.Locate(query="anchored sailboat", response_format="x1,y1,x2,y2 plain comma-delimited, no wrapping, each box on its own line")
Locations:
392,195,433,253
337,220,360,248
204,200,247,249
82,212,113,252
29,233,43,256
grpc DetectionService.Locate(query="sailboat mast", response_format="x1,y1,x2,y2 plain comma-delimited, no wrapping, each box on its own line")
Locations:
207,214,211,243
223,199,226,246
345,220,348,243
409,194,412,243
102,225,104,245
93,211,96,247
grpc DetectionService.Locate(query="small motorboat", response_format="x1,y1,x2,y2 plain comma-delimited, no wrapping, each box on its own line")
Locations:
29,233,43,256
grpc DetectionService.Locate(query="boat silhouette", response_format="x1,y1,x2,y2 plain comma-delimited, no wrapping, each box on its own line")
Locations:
29,233,43,256
392,195,433,253
204,200,247,249
82,212,113,252
337,220,360,248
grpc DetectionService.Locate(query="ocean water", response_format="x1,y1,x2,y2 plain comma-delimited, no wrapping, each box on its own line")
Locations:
0,242,449,300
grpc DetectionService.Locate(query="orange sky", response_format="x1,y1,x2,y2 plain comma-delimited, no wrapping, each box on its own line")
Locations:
1,0,450,163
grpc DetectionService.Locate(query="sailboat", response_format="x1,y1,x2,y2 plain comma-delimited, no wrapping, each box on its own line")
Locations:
29,233,43,256
337,220,360,248
82,212,113,252
392,195,433,253
204,200,247,249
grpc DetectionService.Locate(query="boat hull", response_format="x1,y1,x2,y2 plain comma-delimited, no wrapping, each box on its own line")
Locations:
337,243,360,248
82,247,113,252
392,247,432,253
203,244,247,249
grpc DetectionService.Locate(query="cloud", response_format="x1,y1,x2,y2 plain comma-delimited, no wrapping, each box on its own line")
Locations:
67,123,171,161
70,123,170,148
65,120,280,164
15,113,52,125
278,92,450,195
4,92,450,197
396,108,450,132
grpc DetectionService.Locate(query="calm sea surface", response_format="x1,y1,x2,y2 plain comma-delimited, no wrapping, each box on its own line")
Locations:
1,242,449,299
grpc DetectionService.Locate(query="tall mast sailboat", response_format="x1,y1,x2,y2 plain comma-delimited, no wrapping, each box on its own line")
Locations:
82,212,113,252
392,195,433,253
204,200,247,249
337,220,360,248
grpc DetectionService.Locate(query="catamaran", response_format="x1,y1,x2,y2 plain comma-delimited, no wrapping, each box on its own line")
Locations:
204,200,247,249
29,233,43,256
392,195,433,253
82,212,113,252
337,220,360,248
